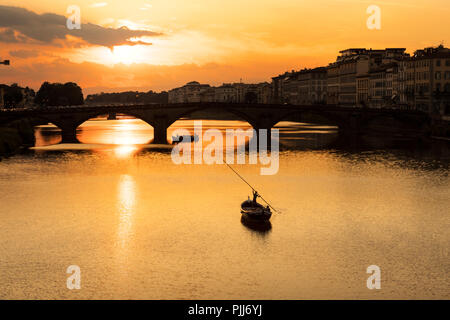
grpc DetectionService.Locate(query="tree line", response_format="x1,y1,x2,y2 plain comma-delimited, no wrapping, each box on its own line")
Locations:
1,82,169,108
1,82,83,108
0,84,35,108
85,90,168,104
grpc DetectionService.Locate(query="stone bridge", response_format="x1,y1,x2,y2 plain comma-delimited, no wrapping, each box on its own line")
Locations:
0,103,431,143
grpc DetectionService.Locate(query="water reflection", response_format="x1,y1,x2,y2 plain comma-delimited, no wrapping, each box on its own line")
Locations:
78,118,153,145
114,145,139,158
274,121,339,150
117,174,136,249
34,118,340,151
1,117,449,299
240,216,272,235
34,124,62,146
168,119,254,146
33,118,450,169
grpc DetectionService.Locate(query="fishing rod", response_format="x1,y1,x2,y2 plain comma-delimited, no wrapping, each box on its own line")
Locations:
225,162,280,213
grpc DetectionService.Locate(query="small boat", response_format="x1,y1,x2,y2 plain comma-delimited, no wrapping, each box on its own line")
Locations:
225,163,278,222
172,134,199,144
240,191,272,221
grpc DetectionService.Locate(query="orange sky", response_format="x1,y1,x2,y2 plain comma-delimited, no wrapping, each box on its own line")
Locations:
0,0,449,94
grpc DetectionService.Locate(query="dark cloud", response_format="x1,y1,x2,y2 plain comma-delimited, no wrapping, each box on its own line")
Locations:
9,49,40,58
0,5,162,47
0,28,29,43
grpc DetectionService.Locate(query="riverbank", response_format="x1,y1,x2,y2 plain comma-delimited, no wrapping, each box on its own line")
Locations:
0,119,36,159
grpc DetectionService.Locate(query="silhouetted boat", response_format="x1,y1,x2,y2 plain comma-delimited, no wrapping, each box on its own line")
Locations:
225,163,278,222
241,194,272,221
172,134,199,144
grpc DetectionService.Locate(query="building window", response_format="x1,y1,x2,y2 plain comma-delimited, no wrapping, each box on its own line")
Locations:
436,83,441,92
436,60,441,67
435,72,441,80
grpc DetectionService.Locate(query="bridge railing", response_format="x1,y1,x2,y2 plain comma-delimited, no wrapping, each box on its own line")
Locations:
0,102,430,116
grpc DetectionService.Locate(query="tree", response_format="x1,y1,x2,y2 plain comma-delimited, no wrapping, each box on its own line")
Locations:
1,84,24,108
85,90,169,104
35,82,84,107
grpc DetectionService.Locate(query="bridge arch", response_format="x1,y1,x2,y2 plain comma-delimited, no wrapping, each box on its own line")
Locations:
24,116,64,146
168,104,258,128
74,110,156,128
37,111,159,144
75,113,155,145
166,104,258,145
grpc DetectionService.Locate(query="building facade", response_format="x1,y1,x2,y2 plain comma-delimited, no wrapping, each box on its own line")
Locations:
297,67,327,105
168,46,450,117
168,81,272,104
214,84,238,103
327,48,408,107
409,46,450,114
168,81,211,103
368,63,398,108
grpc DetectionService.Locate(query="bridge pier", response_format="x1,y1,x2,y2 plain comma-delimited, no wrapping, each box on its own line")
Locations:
254,127,272,151
251,115,277,151
60,125,79,143
152,123,168,144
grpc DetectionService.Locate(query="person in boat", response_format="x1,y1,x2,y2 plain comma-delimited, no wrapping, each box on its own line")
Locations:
252,190,259,204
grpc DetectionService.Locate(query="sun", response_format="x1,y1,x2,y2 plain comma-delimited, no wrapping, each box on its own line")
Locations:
111,45,142,65
72,45,150,65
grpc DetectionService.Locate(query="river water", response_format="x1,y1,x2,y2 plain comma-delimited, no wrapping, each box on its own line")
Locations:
0,118,449,299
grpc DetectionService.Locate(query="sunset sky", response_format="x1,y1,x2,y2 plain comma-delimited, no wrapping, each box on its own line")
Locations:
0,0,448,94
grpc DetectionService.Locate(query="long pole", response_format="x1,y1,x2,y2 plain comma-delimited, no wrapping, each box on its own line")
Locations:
225,162,279,213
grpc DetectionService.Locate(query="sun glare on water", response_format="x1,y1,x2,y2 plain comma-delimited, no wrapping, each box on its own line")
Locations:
114,145,139,158
110,121,145,157
77,119,152,157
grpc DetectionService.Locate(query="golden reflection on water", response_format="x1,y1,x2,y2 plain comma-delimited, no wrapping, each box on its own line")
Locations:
79,118,153,145
114,145,139,158
0,118,449,299
117,174,136,249
34,124,62,146
79,118,147,158
34,119,338,154
34,118,260,157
